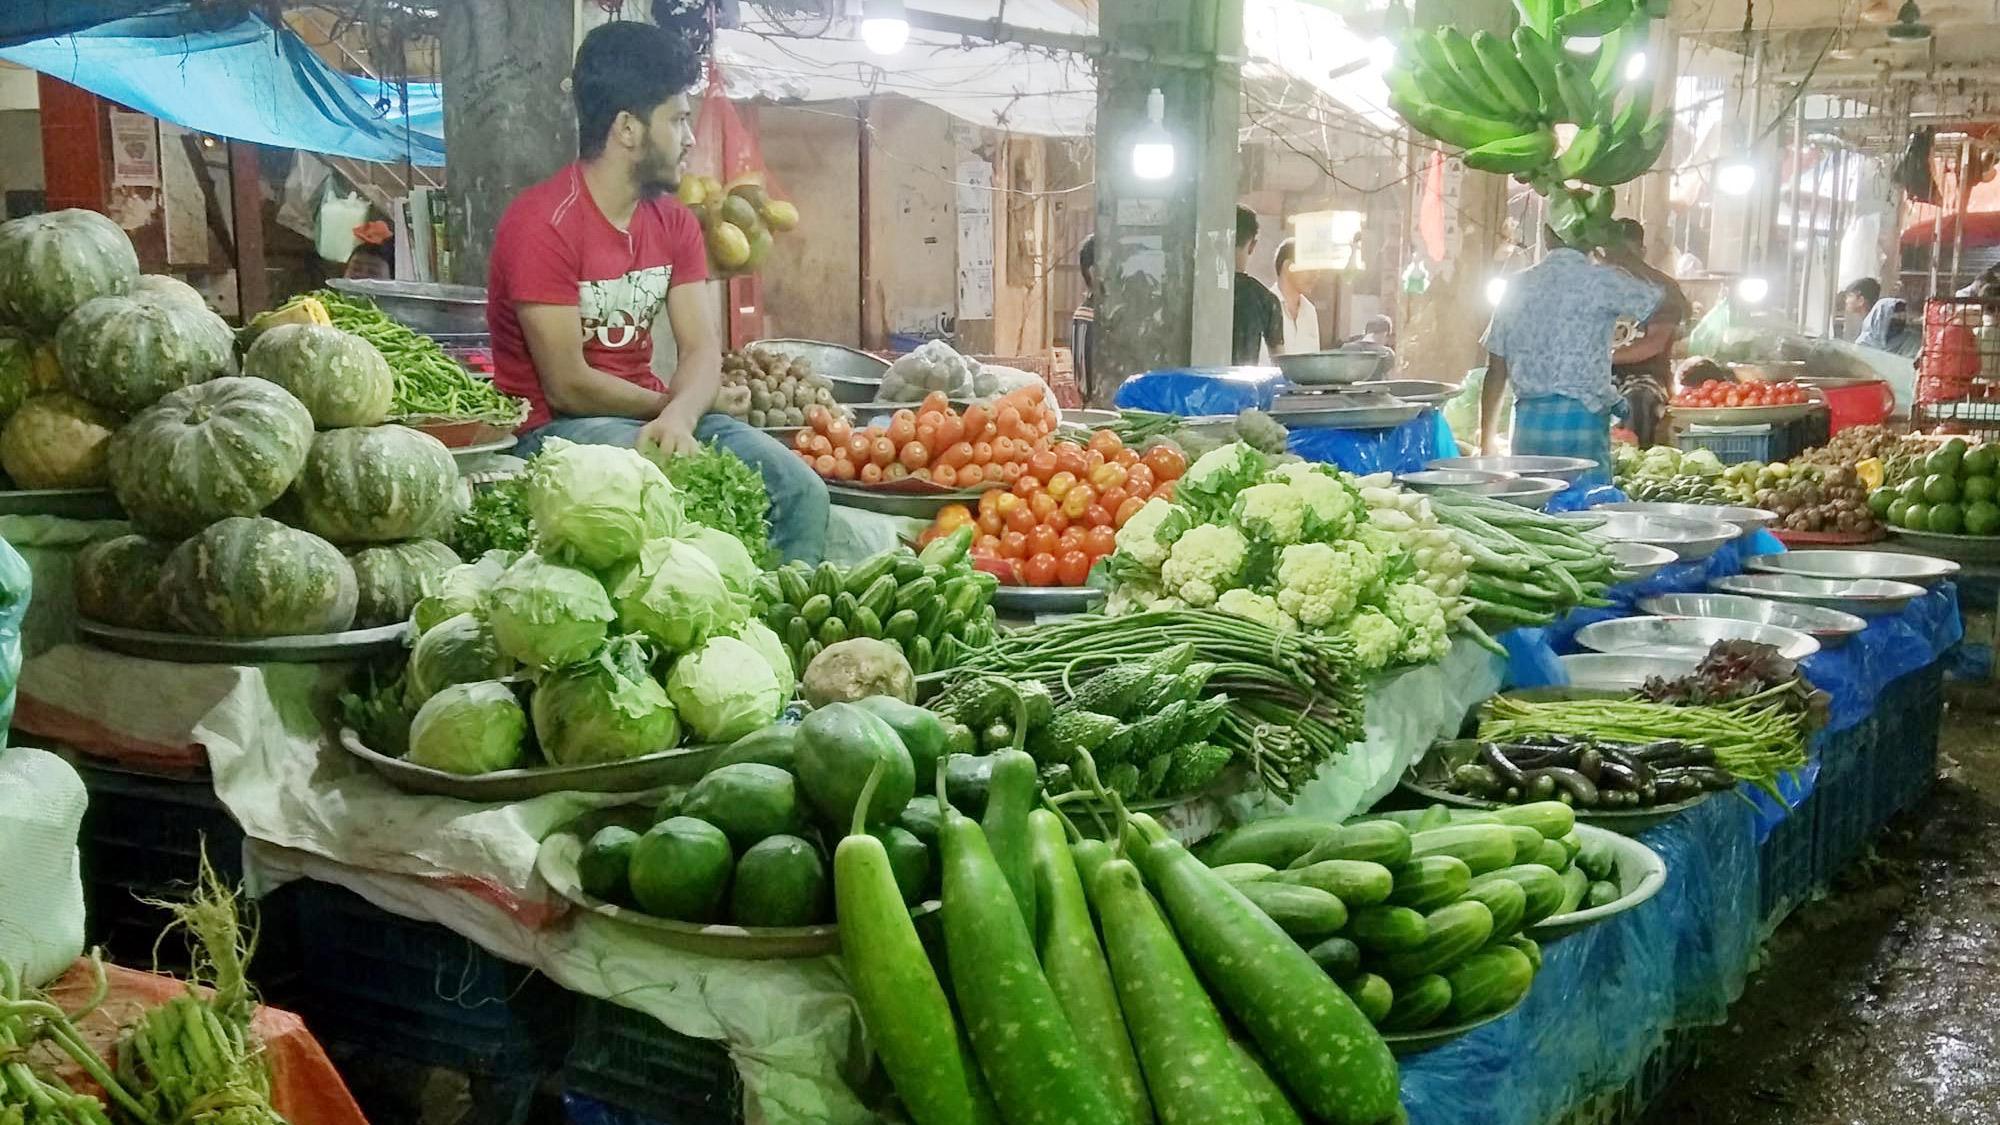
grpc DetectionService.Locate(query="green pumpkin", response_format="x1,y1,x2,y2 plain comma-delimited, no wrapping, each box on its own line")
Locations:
291,425,463,545
348,538,461,628
74,533,177,629
110,376,314,536
0,392,121,490
243,324,395,429
57,292,237,414
130,274,208,309
159,516,357,637
0,335,37,428
0,209,139,335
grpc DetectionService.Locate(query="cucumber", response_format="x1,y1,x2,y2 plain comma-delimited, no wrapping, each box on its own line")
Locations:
1292,819,1410,869
776,563,812,607
1379,973,1452,1032
1387,855,1471,912
1488,800,1576,840
1407,824,1518,875
1585,879,1622,908
938,801,1122,1125
1500,824,1546,860
799,592,833,627
1504,935,1542,972
1197,817,1340,869
1270,860,1393,907
1089,857,1262,1125
1575,836,1617,882
1446,945,1535,1022
811,560,844,600
1127,815,1401,1125
1228,1041,1306,1125
1556,865,1590,915
1415,804,1452,831
1305,936,1362,980
895,796,943,846
841,551,899,597
1458,877,1526,939
1348,905,1428,952
1028,812,1151,1125
1376,900,1495,979
1341,973,1394,1026
980,749,1038,938
1212,862,1278,885
1472,865,1566,925
1556,829,1583,861
1237,882,1348,942
1532,837,1573,872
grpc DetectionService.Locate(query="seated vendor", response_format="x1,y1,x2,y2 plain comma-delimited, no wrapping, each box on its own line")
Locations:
486,21,827,562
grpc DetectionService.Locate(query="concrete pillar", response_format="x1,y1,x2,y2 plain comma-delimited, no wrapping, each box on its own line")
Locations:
440,0,577,286
1092,0,1244,393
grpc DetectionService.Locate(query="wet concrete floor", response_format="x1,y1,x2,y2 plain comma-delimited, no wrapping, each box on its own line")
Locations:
1648,690,2000,1124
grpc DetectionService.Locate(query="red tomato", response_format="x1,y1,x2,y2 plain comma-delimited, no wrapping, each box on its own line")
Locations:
1123,464,1156,495
998,530,1029,559
1097,485,1130,514
1142,445,1186,481
935,503,974,532
1029,492,1059,521
1114,496,1146,528
1045,509,1070,533
1724,390,1743,407
1057,526,1086,553
1056,550,1092,587
1054,443,1090,478
1117,448,1140,467
974,533,1001,556
978,488,1005,518
977,511,1004,536
1013,473,1043,499
1005,503,1039,534
1088,429,1124,459
1029,450,1060,479
1020,553,1056,587
1084,504,1113,528
1084,449,1106,472
1085,525,1117,558
1153,480,1176,502
1028,525,1061,558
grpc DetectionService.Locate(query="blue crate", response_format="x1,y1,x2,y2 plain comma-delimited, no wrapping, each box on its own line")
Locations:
562,998,740,1125
287,880,572,1076
1678,426,1771,466
1808,716,1875,889
1758,784,1818,924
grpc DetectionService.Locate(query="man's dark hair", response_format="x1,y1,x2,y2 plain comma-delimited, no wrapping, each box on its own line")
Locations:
1842,277,1882,306
1615,218,1645,248
573,21,703,160
1273,238,1296,275
1364,314,1394,336
1078,235,1095,282
1236,205,1259,250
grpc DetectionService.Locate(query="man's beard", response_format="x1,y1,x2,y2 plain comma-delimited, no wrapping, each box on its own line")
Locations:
637,142,680,198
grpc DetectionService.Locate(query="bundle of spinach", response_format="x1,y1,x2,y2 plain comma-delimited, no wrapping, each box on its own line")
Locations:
452,475,535,559
660,441,777,568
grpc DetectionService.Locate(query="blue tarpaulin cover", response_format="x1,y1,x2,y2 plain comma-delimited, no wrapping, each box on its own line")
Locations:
0,1,169,47
1,12,445,165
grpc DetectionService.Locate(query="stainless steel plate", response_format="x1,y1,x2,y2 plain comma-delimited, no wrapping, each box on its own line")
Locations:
1636,593,1865,645
1573,614,1820,661
78,620,408,664
1357,379,1461,406
1595,501,1777,532
1669,402,1821,425
1746,549,1961,587
1606,541,1678,581
1558,652,1701,690
1396,469,1518,495
1269,399,1424,430
1427,455,1599,484
329,278,488,336
1487,476,1568,508
1274,347,1392,385
1708,572,1925,616
1382,994,1527,1054
826,482,993,518
1884,527,2000,564
991,585,1105,615
449,436,517,462
1556,511,1740,561
340,727,723,802
0,488,124,518
748,338,890,391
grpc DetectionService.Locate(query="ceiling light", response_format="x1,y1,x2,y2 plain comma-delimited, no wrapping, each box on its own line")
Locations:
1736,276,1770,304
860,0,909,55
1718,157,1757,195
1132,89,1176,181
1624,51,1648,81
1486,277,1510,307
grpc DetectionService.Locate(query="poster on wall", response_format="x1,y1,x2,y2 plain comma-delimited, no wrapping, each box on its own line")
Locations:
109,110,160,188
956,159,995,321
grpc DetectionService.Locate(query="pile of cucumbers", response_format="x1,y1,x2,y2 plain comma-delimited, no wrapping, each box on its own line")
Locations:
755,525,998,676
1196,801,1623,1035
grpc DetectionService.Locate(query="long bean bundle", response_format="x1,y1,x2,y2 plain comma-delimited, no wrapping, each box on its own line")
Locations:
1426,492,1619,630
1478,687,1809,793
951,609,1366,798
314,289,526,422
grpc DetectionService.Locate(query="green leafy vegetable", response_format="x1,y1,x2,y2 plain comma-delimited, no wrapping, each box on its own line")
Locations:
453,476,534,559
652,440,777,568
406,679,529,774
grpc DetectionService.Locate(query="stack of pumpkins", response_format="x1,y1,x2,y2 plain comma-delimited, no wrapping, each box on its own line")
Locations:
0,208,468,638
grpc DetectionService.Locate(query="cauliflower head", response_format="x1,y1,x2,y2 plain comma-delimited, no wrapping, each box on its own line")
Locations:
1380,581,1451,664
1178,442,1270,522
1268,462,1363,539
1273,540,1377,627
1111,497,1188,571
1346,607,1402,671
1106,579,1186,616
1215,588,1295,632
1231,482,1308,545
1159,523,1249,608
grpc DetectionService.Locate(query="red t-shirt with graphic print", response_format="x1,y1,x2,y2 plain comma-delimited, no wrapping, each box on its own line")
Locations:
488,163,709,431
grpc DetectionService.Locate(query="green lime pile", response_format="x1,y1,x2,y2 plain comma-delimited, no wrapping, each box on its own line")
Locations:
1870,438,2000,536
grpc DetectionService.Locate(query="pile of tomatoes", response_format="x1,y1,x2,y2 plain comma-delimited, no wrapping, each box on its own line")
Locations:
917,430,1188,587
792,388,1058,488
1672,380,1810,409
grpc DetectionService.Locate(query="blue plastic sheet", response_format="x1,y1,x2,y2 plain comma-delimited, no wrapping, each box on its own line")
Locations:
1284,408,1448,475
1798,580,1963,735
1400,794,1760,1124
1112,366,1283,414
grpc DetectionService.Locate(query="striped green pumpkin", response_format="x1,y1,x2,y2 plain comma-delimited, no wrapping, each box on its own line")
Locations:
0,209,139,334
58,292,237,414
243,324,394,429
75,533,177,629
348,538,461,627
0,392,121,490
292,425,462,545
110,376,314,536
159,516,357,637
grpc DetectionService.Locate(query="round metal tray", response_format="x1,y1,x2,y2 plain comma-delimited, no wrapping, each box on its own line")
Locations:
338,727,725,802
1383,993,1528,1054
1884,526,2000,564
1746,549,1960,587
1397,469,1518,495
1770,527,1885,547
1530,825,1669,940
78,619,408,664
1357,379,1461,406
1275,348,1391,386
1557,652,1700,691
1606,541,1678,581
450,436,518,462
0,487,124,518
1555,511,1740,561
1573,614,1820,662
1635,593,1865,646
1402,740,1718,835
1593,501,1777,532
1268,401,1425,430
538,828,939,959
1668,401,1822,425
1427,455,1598,484
1707,572,1924,617
748,338,890,387
826,482,994,518
1487,476,1568,508
991,584,1105,615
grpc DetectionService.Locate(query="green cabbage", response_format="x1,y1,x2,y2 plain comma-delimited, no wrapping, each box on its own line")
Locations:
530,635,682,766
608,536,749,653
405,611,515,708
406,680,527,774
412,548,515,633
731,618,794,690
681,524,759,598
487,551,615,668
523,438,683,571
666,635,785,743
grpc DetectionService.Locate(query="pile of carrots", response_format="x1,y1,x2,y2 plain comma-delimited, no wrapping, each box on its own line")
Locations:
792,389,1057,488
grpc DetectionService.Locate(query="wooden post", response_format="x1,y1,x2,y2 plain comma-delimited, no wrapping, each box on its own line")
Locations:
229,141,268,317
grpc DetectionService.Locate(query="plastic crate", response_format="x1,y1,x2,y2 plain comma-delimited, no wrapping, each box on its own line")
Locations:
1548,1027,1700,1124
562,998,740,1125
286,880,572,1077
1757,782,1819,924
1678,425,1771,465
1808,716,1875,889
71,762,246,967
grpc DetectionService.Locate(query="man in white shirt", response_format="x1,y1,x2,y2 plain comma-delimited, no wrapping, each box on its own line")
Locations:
1273,238,1322,354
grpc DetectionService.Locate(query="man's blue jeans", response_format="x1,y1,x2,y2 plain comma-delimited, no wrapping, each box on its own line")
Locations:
516,413,829,564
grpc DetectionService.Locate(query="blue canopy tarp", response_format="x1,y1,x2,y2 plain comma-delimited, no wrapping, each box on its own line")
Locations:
1,11,445,165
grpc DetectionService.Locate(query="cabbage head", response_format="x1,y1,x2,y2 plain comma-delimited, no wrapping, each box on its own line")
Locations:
412,549,515,634
487,551,615,669
523,438,683,571
406,680,527,774
405,611,515,709
731,618,793,690
530,635,682,766
682,524,759,599
608,536,749,653
666,635,786,743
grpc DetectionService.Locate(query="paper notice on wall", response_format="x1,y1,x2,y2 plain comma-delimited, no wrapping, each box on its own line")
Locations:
109,110,159,188
956,159,995,320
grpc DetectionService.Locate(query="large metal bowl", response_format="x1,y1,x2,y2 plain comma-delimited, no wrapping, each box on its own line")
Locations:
1708,573,1925,617
1573,615,1821,661
1357,379,1460,406
1396,468,1519,495
749,339,890,402
1606,541,1678,581
329,278,488,336
1276,347,1393,386
1557,652,1701,690
1486,476,1569,508
1428,455,1599,484
1746,550,1961,587
1556,511,1741,561
1636,593,1865,646
1595,501,1778,532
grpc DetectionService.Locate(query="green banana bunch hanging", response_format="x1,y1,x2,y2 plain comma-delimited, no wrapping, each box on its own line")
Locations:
1389,0,1673,248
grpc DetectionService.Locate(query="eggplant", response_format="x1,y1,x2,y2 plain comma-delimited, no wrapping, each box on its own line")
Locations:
1575,746,1604,784
1481,742,1528,789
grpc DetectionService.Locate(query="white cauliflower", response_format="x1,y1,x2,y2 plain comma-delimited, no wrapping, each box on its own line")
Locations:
1215,588,1295,632
1159,523,1250,607
1111,497,1188,571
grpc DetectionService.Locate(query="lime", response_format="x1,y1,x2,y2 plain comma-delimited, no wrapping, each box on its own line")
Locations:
1900,477,1928,504
1924,473,1961,504
1902,503,1931,531
1963,444,1998,478
1927,441,1966,476
1888,499,1912,526
1966,500,2000,536
1929,502,1965,534
1867,489,1897,518
1964,474,1997,504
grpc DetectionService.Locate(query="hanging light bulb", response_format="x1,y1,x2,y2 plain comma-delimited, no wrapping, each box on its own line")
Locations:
1718,156,1757,195
1132,88,1176,181
1736,276,1770,304
860,0,909,55
1486,277,1510,307
1624,51,1648,81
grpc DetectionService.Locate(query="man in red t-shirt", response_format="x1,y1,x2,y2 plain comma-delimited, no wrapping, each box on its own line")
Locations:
488,20,826,561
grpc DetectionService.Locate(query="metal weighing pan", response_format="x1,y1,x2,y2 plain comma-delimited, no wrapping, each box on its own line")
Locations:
1746,550,1961,587
1428,455,1598,484
1357,379,1461,406
1573,614,1820,662
1269,392,1424,430
1529,826,1669,939
1668,401,1822,425
1487,476,1569,508
0,488,124,519
449,436,517,462
78,620,409,664
1402,739,1717,835
1594,501,1777,533
1708,572,1925,617
1883,527,2000,564
1555,511,1740,561
826,482,993,518
991,585,1105,615
1275,347,1392,386
749,339,890,403
329,278,488,336
1636,593,1865,646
